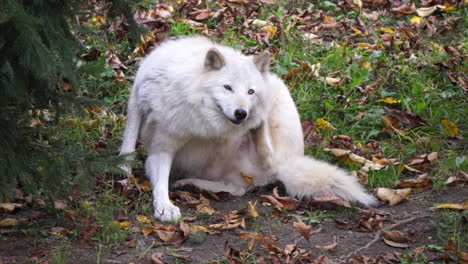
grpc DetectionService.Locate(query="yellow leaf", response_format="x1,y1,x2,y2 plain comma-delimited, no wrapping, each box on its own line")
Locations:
376,27,394,34
441,119,460,137
136,215,151,224
410,16,422,24
90,15,106,26
435,201,468,210
443,3,457,11
142,226,154,235
168,5,175,12
260,25,277,36
0,218,17,227
119,221,132,229
140,180,152,191
247,201,259,218
0,203,22,212
316,118,336,131
362,61,371,69
240,172,254,185
325,77,340,85
377,97,401,104
352,28,362,35
191,225,209,232
376,188,411,206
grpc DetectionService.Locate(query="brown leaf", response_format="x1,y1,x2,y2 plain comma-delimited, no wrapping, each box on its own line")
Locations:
302,120,323,146
376,188,411,206
78,216,98,244
0,218,18,227
50,227,69,236
156,230,177,243
151,252,166,264
384,107,431,129
457,252,468,262
395,173,433,191
0,203,22,212
315,242,338,252
166,249,191,261
53,200,67,210
293,216,311,242
272,187,300,210
189,8,211,21
382,230,412,243
391,3,416,16
196,195,216,215
383,237,410,248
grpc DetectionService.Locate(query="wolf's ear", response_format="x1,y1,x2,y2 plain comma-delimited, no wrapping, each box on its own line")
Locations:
253,51,270,74
204,48,225,71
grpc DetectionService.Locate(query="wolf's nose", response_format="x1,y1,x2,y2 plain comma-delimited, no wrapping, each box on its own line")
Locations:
234,109,247,121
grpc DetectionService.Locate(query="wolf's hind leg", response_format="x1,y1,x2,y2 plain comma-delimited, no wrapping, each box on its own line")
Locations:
174,178,247,196
119,97,142,174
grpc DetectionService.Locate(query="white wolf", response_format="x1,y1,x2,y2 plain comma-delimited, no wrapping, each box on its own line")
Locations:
120,36,377,222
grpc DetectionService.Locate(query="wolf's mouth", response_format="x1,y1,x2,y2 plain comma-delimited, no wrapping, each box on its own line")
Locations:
216,104,243,125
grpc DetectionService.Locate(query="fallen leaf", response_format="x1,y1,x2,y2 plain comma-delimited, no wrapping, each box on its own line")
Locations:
196,195,216,215
302,120,323,146
119,221,131,229
377,97,400,104
293,216,311,242
315,242,338,252
391,3,416,16
0,203,22,212
457,252,468,263
410,16,422,24
435,201,468,210
136,215,151,224
0,218,17,227
238,201,259,218
376,188,411,206
383,237,410,248
260,25,277,36
50,227,69,236
416,5,445,17
191,225,209,232
54,200,67,210
240,172,254,184
142,226,154,235
382,230,412,243
384,107,431,129
151,252,165,264
395,173,433,191
441,119,461,138
156,230,177,242
316,118,336,131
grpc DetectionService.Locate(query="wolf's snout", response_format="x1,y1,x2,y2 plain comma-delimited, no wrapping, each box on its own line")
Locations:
234,109,247,122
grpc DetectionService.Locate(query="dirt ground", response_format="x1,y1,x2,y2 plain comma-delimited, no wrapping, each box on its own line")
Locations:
1,182,467,264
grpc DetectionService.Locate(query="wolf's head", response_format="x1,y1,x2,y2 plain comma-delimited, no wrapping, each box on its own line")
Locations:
201,47,270,128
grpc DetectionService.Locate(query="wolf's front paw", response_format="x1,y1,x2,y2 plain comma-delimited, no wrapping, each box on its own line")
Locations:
153,201,181,222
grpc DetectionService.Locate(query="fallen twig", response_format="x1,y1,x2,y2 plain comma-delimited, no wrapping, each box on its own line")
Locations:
347,216,420,258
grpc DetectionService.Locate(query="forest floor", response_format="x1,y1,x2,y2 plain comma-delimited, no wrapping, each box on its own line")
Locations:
1,0,467,263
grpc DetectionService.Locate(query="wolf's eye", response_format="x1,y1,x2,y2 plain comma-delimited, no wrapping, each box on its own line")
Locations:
248,89,255,95
224,85,232,91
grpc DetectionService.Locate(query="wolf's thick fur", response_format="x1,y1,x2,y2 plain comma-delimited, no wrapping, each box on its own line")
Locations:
120,36,377,222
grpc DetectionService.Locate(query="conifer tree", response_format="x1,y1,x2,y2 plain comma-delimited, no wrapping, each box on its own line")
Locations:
0,0,141,200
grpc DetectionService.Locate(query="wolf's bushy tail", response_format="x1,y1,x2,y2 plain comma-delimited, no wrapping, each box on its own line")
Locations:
275,155,378,207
